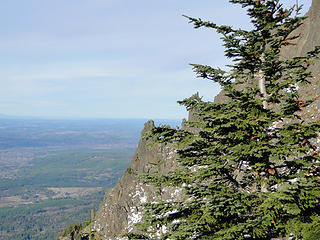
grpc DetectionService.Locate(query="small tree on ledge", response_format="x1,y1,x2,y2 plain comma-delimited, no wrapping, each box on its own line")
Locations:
127,0,320,239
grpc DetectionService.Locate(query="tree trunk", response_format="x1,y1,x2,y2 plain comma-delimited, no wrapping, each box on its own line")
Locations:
257,53,268,109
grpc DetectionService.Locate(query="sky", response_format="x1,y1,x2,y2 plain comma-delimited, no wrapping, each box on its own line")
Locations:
0,0,312,119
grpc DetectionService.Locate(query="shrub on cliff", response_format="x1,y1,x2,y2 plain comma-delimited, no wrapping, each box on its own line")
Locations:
128,1,320,239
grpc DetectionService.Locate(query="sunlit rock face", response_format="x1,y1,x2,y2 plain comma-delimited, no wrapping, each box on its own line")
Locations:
60,1,320,239
280,0,320,122
281,0,320,60
89,120,181,239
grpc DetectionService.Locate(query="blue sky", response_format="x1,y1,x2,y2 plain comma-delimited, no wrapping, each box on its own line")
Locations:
0,0,311,119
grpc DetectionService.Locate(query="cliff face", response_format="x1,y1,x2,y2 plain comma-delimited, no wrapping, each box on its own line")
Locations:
89,120,181,239
279,0,320,122
60,1,320,239
58,120,181,240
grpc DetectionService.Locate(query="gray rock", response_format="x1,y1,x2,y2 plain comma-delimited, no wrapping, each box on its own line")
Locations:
83,120,180,239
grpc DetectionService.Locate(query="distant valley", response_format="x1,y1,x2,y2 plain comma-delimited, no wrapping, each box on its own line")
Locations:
0,117,179,240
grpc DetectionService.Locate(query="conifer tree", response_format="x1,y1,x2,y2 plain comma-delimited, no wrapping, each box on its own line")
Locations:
127,1,320,239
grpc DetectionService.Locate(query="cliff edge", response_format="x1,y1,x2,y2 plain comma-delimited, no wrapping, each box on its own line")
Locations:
59,120,180,240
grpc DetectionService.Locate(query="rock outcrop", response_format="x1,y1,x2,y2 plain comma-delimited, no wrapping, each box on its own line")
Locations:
58,120,181,240
280,0,320,121
59,1,320,239
90,120,181,239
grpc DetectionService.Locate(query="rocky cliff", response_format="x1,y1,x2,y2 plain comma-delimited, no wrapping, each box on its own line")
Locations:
59,1,320,239
89,120,181,240
59,120,181,240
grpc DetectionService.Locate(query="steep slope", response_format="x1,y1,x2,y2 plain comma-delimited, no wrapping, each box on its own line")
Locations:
59,120,181,240
89,120,181,239
59,1,320,239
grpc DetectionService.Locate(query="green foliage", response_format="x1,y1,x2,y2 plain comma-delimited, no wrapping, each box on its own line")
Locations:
60,223,83,237
127,0,320,239
0,199,93,240
0,149,133,240
60,218,93,238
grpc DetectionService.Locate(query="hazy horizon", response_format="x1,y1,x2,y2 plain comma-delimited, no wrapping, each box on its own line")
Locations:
0,0,311,119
